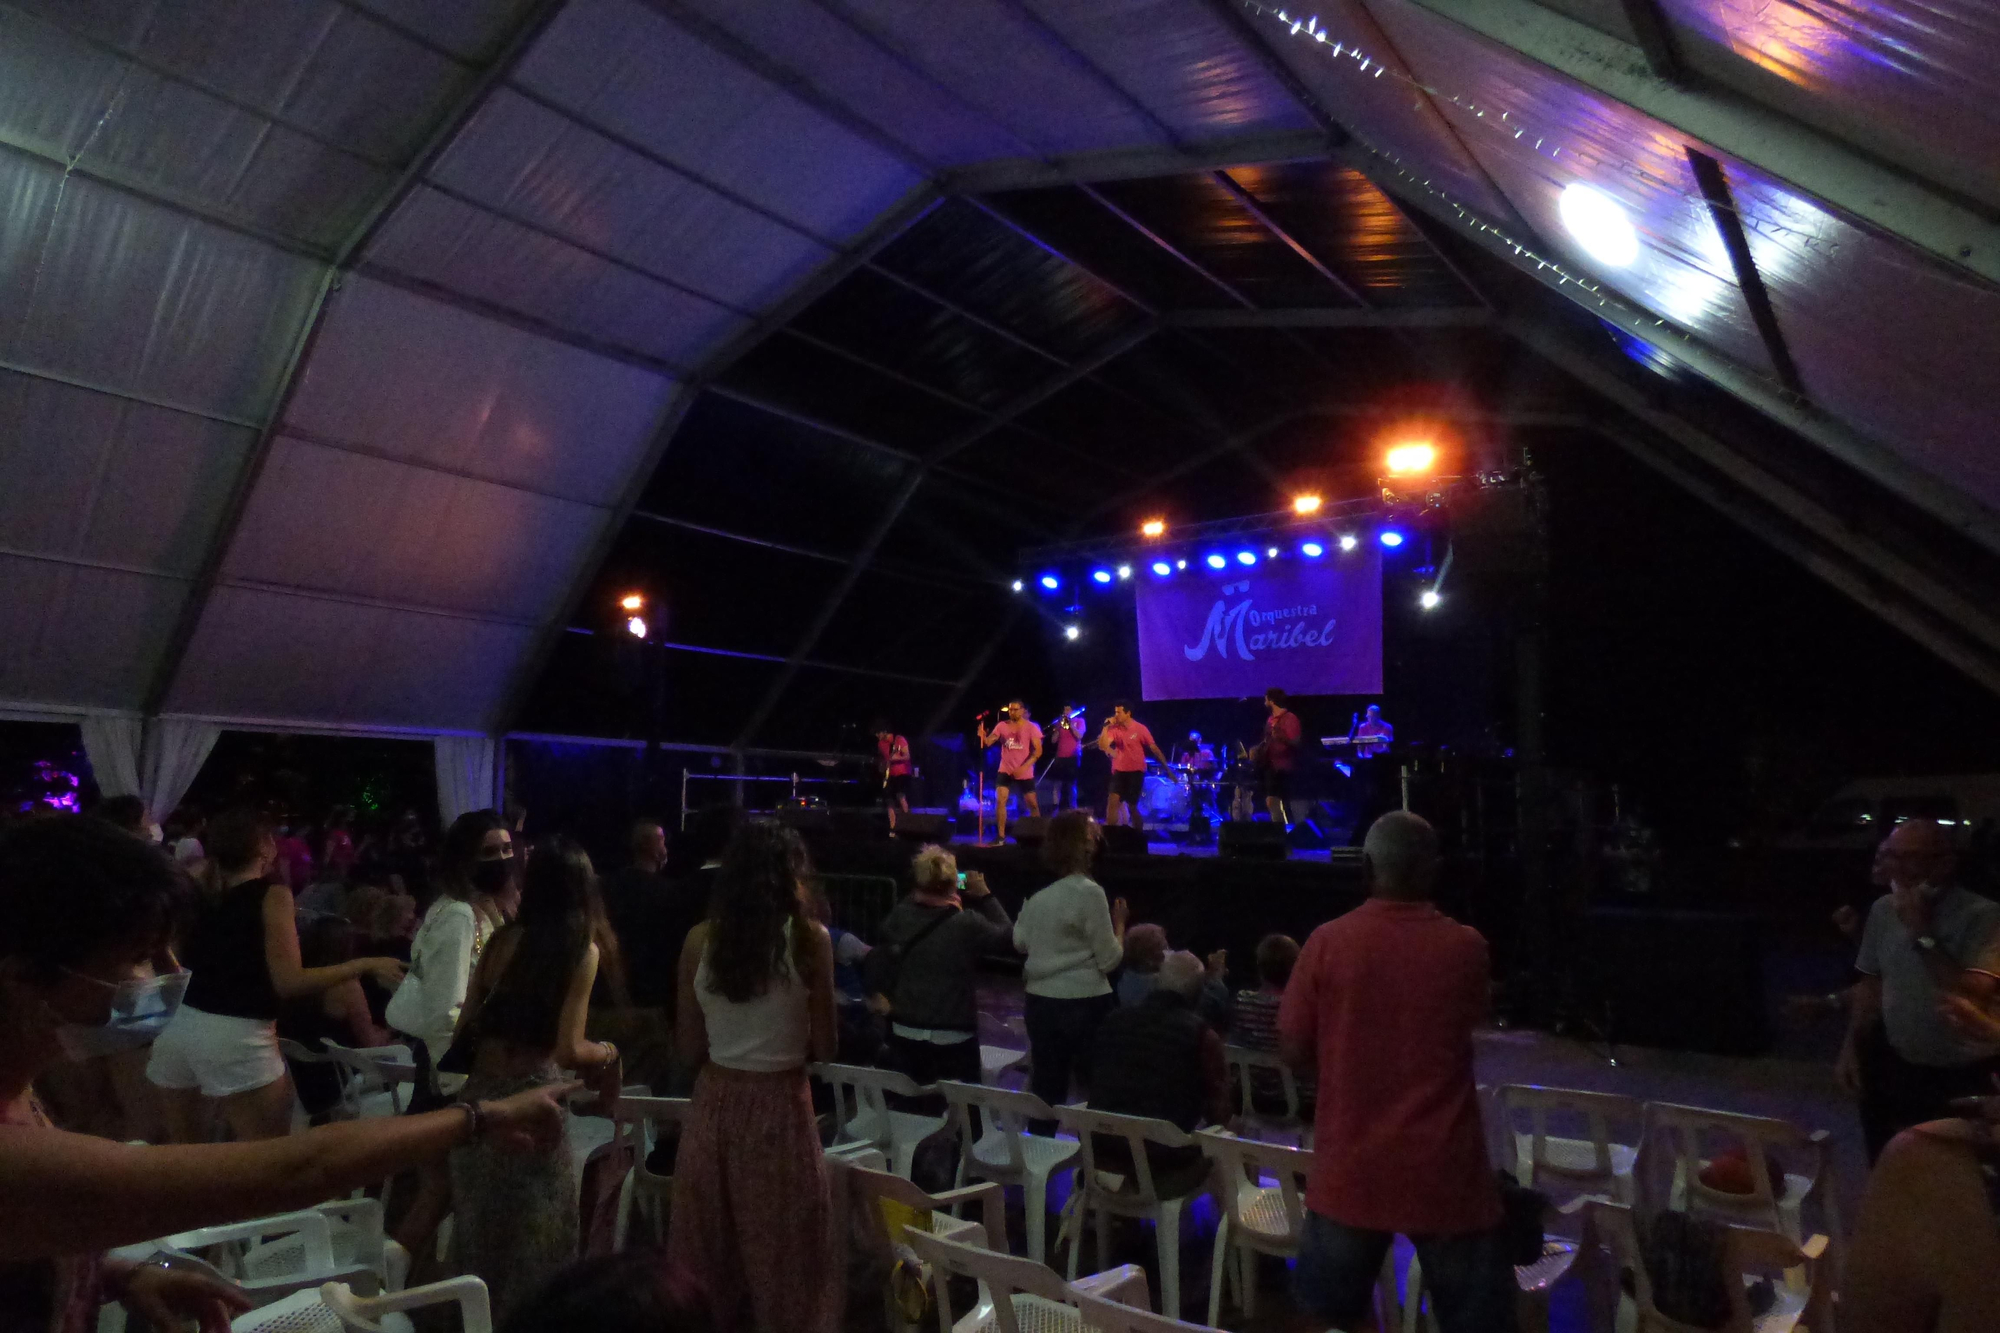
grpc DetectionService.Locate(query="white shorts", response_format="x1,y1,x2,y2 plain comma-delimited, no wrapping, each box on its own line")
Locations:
145,1005,286,1098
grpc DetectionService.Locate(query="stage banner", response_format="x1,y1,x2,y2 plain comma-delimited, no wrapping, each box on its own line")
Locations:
1135,549,1382,700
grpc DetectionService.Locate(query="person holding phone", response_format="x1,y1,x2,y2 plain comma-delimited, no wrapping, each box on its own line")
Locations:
868,846,1014,1087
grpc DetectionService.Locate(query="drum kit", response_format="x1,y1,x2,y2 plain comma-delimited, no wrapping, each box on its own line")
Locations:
1134,758,1260,831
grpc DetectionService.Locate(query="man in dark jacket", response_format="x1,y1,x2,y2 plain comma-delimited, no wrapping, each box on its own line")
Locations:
871,845,1014,1086
1090,951,1233,1196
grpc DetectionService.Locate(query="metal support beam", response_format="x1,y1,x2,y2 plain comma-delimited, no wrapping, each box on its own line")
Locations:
734,323,1157,749
943,130,1340,195
1165,307,1492,329
1684,149,1803,396
1081,183,1257,309
1617,0,1686,81
1213,169,1369,307
630,510,993,593
1399,0,2000,286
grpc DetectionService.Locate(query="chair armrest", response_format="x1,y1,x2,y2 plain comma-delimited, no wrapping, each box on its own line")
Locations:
325,1275,490,1316
1072,1262,1150,1308
922,1180,1008,1251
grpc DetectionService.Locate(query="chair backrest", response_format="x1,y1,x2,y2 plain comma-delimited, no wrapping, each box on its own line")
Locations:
319,1041,412,1114
1074,1290,1215,1331
160,1203,384,1303
846,1164,1007,1262
1195,1129,1312,1246
1222,1044,1300,1122
812,1062,931,1146
320,1275,493,1333
905,1228,1075,1333
1055,1105,1194,1207
578,1130,639,1258
1641,1101,1826,1228
1492,1084,1644,1185
1586,1201,1825,1333
936,1080,1060,1174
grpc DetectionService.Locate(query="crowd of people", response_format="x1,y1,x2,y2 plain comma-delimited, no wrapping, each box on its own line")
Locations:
3,783,1998,1332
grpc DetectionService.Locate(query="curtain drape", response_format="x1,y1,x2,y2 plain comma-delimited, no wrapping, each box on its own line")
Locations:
434,736,497,827
79,716,143,798
140,719,220,823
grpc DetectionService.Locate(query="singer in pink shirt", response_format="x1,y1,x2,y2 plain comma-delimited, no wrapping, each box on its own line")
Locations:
978,700,1043,844
1096,701,1167,831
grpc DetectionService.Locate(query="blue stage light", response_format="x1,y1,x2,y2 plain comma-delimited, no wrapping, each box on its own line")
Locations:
1091,569,1113,584
1300,541,1324,559
1039,573,1061,591
1151,561,1172,577
1205,553,1227,570
1378,529,1405,549
1236,550,1257,566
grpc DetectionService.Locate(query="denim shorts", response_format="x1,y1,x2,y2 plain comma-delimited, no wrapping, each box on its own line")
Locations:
1294,1209,1518,1333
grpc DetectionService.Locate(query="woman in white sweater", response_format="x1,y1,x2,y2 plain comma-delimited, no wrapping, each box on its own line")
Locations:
1012,810,1127,1128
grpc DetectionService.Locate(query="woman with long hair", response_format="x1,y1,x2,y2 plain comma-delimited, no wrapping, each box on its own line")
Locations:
0,816,572,1333
668,822,838,1333
449,837,622,1319
145,808,406,1142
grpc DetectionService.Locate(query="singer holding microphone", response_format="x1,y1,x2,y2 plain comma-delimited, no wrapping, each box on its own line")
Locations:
978,701,1043,844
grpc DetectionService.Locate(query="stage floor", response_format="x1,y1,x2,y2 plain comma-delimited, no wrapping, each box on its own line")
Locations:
939,831,1339,864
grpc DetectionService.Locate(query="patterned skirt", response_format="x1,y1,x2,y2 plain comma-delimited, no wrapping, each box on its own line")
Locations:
449,1067,577,1320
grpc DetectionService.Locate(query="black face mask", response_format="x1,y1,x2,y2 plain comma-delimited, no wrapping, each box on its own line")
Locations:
471,858,513,894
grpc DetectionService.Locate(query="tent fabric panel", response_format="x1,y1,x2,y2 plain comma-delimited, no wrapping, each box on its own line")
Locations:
430,88,833,311
366,186,751,367
1363,0,1776,375
519,0,923,241
0,155,326,421
163,585,533,730
0,556,188,710
342,0,542,62
284,274,677,507
718,335,983,456
1725,162,2000,516
219,436,608,626
1236,1,1517,222
669,0,1023,167
0,370,253,578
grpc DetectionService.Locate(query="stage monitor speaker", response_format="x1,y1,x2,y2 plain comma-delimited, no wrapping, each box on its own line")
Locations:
1010,816,1049,847
893,813,951,842
1101,824,1148,857
1218,820,1288,861
830,807,888,840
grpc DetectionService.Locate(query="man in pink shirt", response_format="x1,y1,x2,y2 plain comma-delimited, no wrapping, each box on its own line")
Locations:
1096,701,1167,831
872,718,912,830
1278,811,1513,1333
1046,704,1086,811
977,700,1042,843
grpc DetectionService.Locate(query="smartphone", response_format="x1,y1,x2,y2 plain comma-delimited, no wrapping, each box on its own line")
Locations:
957,872,967,887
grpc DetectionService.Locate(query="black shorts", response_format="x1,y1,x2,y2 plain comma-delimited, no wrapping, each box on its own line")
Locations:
1045,755,1078,784
1262,768,1292,801
1109,769,1145,804
882,773,910,800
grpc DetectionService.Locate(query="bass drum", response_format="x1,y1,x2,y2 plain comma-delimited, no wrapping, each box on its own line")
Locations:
1137,772,1192,823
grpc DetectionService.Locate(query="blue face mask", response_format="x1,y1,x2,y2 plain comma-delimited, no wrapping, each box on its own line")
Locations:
53,968,190,1061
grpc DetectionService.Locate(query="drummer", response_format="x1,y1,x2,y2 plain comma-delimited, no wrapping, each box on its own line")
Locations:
1177,731,1217,776
1098,700,1169,831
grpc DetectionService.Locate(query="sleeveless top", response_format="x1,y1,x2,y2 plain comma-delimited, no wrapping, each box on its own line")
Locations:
182,877,280,1021
695,936,809,1072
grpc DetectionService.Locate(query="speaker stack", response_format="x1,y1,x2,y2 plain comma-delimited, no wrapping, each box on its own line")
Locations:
1217,820,1288,861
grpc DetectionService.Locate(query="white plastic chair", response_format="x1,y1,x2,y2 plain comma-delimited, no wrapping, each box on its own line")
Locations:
814,1062,949,1178
230,1276,491,1333
1196,1128,1312,1325
981,1044,1029,1085
1052,1105,1206,1317
1586,1201,1828,1333
160,1198,406,1306
1221,1044,1305,1138
847,1165,1006,1333
611,1094,691,1250
1402,1237,1580,1333
1642,1101,1842,1277
1075,1289,1216,1331
318,1041,413,1118
904,1226,1150,1333
1490,1084,1643,1207
938,1080,1080,1263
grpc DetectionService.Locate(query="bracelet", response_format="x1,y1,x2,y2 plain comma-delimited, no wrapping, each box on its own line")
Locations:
597,1041,620,1068
459,1099,488,1143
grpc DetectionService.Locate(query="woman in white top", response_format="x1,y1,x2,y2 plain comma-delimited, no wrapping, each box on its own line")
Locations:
1013,810,1129,1127
668,822,837,1333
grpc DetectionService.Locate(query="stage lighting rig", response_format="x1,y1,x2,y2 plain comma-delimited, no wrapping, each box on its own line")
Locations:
1140,518,1166,538
1292,494,1323,515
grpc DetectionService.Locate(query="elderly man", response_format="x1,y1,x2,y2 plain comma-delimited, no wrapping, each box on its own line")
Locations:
869,845,1014,1087
1838,817,2000,1160
1280,811,1513,1333
1089,950,1233,1197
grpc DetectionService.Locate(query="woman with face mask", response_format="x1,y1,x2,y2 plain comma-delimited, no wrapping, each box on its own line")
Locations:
145,809,407,1143
0,816,574,1333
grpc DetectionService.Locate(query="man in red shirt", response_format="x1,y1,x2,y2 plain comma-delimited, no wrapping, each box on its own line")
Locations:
1278,811,1513,1332
977,700,1042,843
1046,705,1086,811
1096,701,1167,831
872,719,912,830
1254,686,1305,827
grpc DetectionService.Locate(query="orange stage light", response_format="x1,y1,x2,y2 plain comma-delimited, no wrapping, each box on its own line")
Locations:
1385,442,1437,475
1140,518,1166,538
1292,494,1323,515
619,592,646,611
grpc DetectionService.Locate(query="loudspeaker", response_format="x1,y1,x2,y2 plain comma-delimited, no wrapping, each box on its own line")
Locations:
1101,824,1148,857
830,807,889,840
1010,816,1049,846
893,813,951,842
1218,820,1288,861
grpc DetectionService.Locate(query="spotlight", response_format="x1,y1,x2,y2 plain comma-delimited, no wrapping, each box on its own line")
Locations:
1379,529,1405,548
1301,541,1325,558
1091,569,1113,585
1175,559,1187,570
1338,533,1358,552
1063,624,1081,641
1039,574,1060,591
1558,182,1640,268
1419,589,1441,610
624,615,648,639
1151,561,1173,577
1010,579,1023,593
1236,550,1257,566
1292,494,1323,515
1385,442,1437,475
1140,518,1166,538
1205,553,1228,570
618,592,645,612
1116,564,1132,580
1266,546,1279,558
